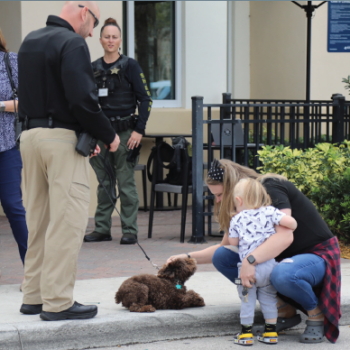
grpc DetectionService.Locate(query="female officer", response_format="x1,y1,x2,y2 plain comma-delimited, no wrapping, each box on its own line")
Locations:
0,28,28,272
84,18,152,245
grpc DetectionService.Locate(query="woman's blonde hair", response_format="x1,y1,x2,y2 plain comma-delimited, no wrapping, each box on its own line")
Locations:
233,178,271,215
0,28,8,53
206,159,286,232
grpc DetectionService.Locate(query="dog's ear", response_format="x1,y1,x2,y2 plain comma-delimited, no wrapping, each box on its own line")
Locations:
177,258,197,282
157,263,176,280
185,257,197,275
158,258,197,281
166,258,197,283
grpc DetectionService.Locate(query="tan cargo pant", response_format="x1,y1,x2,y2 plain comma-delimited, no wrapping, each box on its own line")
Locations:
20,128,90,312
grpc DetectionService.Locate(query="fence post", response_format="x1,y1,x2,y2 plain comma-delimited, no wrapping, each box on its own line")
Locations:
304,104,310,148
190,96,205,243
222,93,232,119
332,93,346,144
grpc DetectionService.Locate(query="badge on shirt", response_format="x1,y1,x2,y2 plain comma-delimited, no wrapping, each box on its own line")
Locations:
98,88,108,97
110,67,120,75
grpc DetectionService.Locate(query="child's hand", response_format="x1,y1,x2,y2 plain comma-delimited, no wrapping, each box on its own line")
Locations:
240,258,256,288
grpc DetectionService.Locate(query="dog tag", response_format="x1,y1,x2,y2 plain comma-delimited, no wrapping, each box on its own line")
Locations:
176,284,182,289
98,88,108,97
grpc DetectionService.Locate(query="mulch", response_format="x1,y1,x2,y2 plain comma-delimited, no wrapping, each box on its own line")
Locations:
339,241,350,259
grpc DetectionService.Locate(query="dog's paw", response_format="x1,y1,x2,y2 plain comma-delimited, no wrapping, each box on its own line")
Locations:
129,304,156,312
197,297,205,307
185,290,205,307
139,305,156,312
144,305,156,312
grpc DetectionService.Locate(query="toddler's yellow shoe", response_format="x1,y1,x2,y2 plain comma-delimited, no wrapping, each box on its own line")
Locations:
233,332,254,346
257,331,278,344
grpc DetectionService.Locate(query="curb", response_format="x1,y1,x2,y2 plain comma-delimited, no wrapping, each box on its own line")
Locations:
1,304,350,350
0,306,240,350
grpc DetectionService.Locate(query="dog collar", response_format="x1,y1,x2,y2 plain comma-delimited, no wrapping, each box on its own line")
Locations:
175,279,183,289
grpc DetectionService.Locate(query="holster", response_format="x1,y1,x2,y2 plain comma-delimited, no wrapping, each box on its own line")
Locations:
109,115,138,133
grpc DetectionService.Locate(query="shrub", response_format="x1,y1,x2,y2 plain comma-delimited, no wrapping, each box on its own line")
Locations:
257,141,350,242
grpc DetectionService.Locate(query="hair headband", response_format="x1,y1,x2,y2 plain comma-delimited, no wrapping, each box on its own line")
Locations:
207,159,224,182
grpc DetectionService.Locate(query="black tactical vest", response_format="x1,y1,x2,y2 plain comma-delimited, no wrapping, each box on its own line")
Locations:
92,55,137,111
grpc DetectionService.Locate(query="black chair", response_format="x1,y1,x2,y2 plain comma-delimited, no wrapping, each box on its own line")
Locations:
135,163,148,211
148,147,193,243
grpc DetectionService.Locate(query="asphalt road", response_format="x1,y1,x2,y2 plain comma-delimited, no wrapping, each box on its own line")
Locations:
93,325,350,350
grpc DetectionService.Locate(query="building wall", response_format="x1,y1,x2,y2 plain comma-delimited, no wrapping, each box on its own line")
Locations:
0,1,22,52
250,1,307,100
182,1,228,108
249,1,349,100
20,1,65,39
229,1,250,98
311,1,350,100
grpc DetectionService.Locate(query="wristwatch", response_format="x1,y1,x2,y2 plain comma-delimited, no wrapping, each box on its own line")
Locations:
247,255,256,265
0,101,5,112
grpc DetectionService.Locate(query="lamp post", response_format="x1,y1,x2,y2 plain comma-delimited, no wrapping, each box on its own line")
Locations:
292,1,326,102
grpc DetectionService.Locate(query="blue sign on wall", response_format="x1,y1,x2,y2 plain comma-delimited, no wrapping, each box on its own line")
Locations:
328,1,350,52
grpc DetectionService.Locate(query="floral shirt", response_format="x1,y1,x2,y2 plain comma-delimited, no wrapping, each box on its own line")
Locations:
0,51,18,152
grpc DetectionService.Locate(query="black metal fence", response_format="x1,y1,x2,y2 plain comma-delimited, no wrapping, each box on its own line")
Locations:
190,93,350,243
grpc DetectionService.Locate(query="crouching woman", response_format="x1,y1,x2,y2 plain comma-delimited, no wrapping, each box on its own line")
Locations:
167,159,341,344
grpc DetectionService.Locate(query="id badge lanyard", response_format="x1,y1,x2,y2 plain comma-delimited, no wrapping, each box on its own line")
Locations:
98,76,108,97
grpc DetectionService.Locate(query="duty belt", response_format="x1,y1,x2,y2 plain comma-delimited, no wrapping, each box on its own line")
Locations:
109,115,137,133
24,116,81,132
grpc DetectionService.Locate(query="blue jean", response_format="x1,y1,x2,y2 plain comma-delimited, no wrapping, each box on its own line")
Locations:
270,254,326,311
212,246,241,283
0,147,28,264
212,246,326,311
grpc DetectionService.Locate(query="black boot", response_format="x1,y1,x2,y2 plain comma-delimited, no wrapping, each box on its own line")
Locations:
20,304,43,315
84,231,112,242
120,233,137,245
40,301,98,321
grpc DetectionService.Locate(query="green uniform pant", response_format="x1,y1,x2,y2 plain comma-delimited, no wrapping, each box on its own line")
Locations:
90,127,139,236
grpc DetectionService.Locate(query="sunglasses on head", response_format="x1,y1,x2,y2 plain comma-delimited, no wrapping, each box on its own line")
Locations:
78,4,99,28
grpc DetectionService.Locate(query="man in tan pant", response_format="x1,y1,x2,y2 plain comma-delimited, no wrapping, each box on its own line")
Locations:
20,129,92,312
17,2,120,321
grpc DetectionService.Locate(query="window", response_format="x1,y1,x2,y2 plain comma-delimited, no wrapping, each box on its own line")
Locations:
124,1,182,107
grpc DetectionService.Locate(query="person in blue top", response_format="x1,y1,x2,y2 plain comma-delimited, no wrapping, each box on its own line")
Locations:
0,28,28,273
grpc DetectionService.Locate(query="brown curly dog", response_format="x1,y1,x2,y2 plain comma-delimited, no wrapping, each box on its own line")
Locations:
115,257,205,312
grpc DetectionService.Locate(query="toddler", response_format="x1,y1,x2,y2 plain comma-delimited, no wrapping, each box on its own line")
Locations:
228,178,297,346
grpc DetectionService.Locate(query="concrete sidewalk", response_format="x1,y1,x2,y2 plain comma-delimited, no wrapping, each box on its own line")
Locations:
1,211,350,350
1,265,350,350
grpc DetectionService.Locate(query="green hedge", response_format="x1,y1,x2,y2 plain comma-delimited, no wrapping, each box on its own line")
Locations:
257,141,350,242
